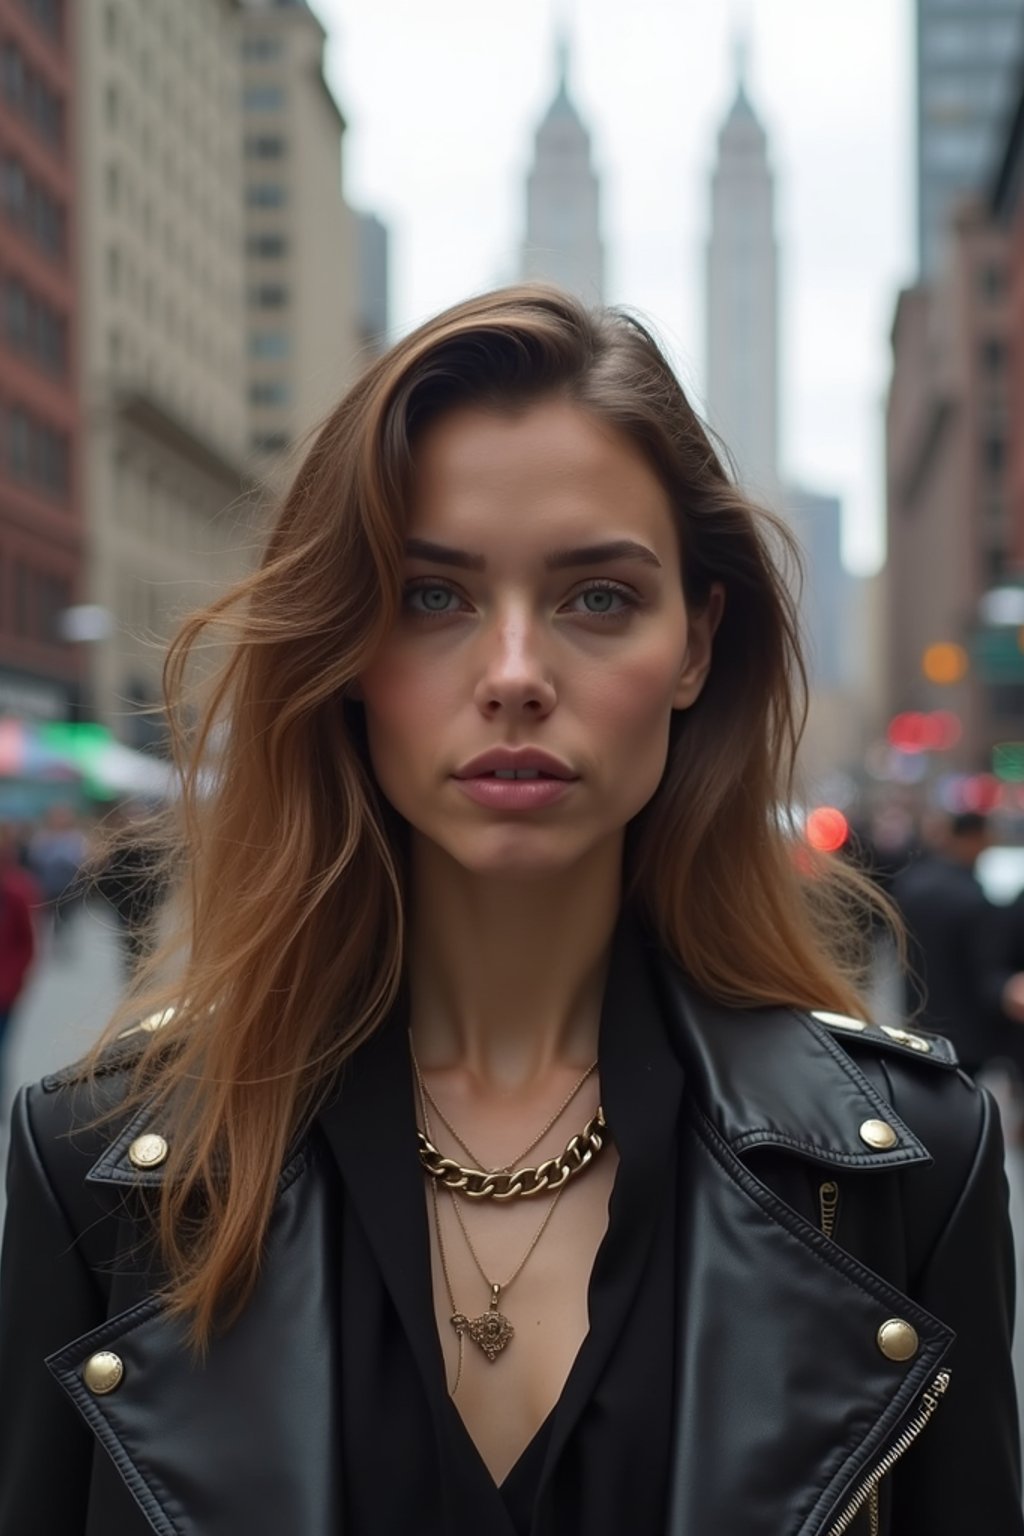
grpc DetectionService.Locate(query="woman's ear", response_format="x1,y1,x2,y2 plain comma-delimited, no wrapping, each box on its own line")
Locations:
673,583,725,710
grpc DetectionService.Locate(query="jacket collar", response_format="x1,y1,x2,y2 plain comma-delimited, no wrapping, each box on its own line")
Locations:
650,945,931,1171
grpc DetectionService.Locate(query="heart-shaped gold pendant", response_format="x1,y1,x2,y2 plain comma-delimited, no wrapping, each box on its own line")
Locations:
451,1299,515,1361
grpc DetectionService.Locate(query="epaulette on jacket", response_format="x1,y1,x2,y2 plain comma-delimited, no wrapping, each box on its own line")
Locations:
40,1007,178,1094
809,1010,959,1071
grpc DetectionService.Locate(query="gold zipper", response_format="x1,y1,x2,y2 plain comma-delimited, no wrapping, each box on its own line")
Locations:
825,1369,951,1535
818,1180,840,1240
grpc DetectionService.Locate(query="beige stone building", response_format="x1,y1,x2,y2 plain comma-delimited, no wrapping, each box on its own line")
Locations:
239,0,360,482
76,0,250,746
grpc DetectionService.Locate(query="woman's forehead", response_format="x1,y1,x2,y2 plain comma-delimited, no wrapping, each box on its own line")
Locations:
406,400,677,552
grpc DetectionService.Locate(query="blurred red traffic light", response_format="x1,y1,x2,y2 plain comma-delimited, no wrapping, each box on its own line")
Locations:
806,806,849,853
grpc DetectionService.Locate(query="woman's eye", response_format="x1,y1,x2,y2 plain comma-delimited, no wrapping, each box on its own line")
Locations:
405,582,463,616
570,584,637,619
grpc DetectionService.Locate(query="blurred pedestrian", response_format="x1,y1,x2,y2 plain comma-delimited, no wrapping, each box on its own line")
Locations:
94,802,167,979
0,821,40,1117
890,811,998,1073
26,803,89,960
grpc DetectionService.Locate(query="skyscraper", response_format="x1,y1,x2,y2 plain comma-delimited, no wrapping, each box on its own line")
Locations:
704,45,779,501
917,0,1024,279
520,33,604,303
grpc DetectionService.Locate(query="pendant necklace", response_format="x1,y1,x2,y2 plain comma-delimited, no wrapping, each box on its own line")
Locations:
413,1060,577,1390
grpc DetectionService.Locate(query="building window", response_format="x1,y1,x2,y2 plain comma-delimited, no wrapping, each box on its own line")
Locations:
249,331,289,358
13,561,30,639
8,409,30,479
979,261,1007,303
19,0,64,42
246,232,287,258
250,283,287,309
2,44,65,147
249,379,290,407
245,134,285,159
242,35,283,61
0,156,27,219
246,182,286,208
981,338,1007,377
243,85,284,112
3,278,68,375
4,407,69,498
983,434,1006,476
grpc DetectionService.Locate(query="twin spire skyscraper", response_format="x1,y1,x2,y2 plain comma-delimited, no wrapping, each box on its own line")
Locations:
519,25,779,503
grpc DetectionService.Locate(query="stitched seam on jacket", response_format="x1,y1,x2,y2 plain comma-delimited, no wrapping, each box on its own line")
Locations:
46,1295,184,1536
685,1101,954,1534
730,1128,924,1165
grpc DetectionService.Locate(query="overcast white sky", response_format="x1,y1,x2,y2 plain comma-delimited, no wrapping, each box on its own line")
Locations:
311,0,917,575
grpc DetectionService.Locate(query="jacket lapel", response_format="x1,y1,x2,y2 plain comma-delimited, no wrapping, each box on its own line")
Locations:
46,1143,346,1536
654,958,953,1534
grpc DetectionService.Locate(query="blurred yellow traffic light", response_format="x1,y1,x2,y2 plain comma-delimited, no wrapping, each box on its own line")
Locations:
922,642,968,684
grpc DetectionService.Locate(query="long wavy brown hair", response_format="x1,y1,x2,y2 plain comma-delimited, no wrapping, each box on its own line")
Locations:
78,283,886,1351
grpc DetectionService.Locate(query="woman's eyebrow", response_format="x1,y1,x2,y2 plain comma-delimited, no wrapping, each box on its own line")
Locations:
403,538,662,571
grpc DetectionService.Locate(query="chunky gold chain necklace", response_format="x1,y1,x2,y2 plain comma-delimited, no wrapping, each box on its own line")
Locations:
410,1038,608,1200
417,1053,598,1171
417,1073,572,1387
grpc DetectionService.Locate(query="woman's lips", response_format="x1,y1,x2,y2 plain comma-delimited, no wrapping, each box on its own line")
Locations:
453,774,574,810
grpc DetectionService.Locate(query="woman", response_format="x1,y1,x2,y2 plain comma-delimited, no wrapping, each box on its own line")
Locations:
0,286,1018,1535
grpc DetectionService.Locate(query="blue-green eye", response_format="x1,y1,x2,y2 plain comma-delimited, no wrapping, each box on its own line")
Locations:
573,584,636,618
405,582,461,616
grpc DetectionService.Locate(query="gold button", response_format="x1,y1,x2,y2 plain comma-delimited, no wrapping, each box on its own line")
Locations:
880,1024,932,1054
83,1351,124,1395
877,1319,919,1362
128,1133,168,1169
859,1118,898,1150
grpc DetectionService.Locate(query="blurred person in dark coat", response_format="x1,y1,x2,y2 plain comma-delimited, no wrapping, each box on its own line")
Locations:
891,811,996,1074
0,822,40,1115
26,803,89,959
94,802,167,979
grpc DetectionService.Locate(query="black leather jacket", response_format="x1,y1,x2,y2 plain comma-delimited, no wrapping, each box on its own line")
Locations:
1,955,1020,1536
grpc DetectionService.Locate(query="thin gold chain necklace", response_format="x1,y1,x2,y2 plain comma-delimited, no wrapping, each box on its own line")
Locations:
416,1069,571,1387
410,1036,598,1172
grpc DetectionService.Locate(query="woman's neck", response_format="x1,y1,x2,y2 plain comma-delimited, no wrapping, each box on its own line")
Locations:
406,841,622,1092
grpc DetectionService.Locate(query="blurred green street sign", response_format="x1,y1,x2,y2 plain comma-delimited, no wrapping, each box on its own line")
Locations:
970,626,1024,683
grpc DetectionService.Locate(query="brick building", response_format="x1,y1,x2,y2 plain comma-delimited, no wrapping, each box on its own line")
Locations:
0,0,81,721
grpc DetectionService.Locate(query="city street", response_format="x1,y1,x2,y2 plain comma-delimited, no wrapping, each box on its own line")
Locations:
1,909,1024,1467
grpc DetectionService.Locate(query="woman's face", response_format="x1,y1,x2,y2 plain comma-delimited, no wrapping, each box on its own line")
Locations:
357,398,722,880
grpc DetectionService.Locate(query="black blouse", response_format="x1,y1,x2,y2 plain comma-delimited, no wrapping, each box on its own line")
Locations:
321,920,685,1535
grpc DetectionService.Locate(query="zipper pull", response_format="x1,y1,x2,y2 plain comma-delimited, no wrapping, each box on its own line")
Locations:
819,1179,840,1240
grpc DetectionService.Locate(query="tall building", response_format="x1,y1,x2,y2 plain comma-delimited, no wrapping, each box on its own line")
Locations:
886,202,1015,768
786,488,851,691
0,0,81,722
75,0,250,745
520,34,604,303
239,0,360,473
354,209,390,360
916,0,1024,279
704,45,779,503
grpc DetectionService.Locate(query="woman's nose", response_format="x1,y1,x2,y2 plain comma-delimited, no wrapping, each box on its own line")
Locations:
472,613,557,719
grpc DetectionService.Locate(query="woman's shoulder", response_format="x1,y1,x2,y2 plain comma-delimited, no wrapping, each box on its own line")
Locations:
655,951,992,1192
15,1008,179,1200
